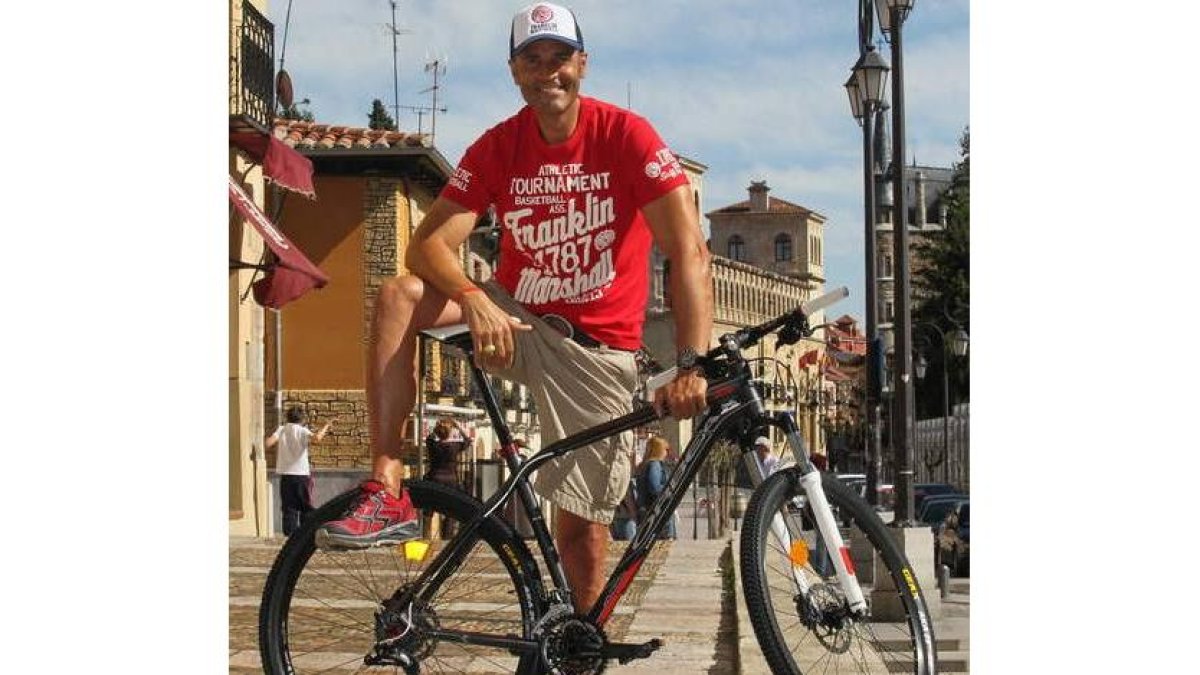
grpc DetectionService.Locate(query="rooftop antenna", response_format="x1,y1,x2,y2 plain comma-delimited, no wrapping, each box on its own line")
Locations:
419,56,449,143
626,81,632,109
385,1,412,126
397,104,437,136
275,0,297,115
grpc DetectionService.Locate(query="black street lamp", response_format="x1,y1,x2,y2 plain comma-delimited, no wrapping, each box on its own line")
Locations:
846,44,889,507
875,0,919,525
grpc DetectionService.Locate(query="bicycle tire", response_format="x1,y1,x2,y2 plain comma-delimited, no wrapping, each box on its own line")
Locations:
259,480,544,675
740,469,937,674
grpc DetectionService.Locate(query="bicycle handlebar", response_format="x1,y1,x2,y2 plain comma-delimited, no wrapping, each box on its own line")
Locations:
706,285,849,358
643,286,848,402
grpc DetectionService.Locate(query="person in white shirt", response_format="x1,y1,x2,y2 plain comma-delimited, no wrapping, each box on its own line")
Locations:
754,436,779,477
266,407,332,536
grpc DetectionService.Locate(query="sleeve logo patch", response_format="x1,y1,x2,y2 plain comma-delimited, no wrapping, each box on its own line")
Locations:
645,148,682,182
449,166,473,192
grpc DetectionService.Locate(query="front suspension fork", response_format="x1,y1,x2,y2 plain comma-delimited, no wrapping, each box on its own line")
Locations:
763,417,867,615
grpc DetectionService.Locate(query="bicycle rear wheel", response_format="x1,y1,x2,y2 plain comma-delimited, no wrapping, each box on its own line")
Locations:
740,469,936,674
259,480,543,675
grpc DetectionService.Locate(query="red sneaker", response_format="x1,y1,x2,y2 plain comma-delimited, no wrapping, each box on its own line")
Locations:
315,480,420,550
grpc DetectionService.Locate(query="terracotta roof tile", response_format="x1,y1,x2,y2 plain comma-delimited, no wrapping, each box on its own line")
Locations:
273,120,430,151
709,195,814,216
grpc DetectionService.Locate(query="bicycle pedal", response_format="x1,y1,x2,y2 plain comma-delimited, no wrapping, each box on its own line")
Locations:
601,638,664,664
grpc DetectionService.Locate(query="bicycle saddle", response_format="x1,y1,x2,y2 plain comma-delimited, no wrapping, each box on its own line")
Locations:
418,324,474,352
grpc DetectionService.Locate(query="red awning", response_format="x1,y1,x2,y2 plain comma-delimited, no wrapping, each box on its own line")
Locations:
229,176,328,309
230,132,315,198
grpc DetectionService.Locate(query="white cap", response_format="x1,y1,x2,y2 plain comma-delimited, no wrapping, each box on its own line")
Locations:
754,436,771,448
510,3,584,57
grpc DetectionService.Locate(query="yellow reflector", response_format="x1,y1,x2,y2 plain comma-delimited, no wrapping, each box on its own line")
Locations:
789,541,810,567
403,540,430,562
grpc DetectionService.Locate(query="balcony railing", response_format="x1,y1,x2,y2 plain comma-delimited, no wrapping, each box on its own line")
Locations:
230,0,275,133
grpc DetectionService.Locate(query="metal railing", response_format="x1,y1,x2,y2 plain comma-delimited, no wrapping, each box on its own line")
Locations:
230,0,275,131
915,403,969,492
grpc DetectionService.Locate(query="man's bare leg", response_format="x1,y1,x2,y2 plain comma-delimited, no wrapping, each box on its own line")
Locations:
556,508,610,614
368,275,462,497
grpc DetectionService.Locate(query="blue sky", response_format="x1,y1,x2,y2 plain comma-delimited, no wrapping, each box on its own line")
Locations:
269,0,969,321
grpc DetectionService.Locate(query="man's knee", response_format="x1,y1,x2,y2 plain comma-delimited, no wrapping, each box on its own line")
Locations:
376,275,425,312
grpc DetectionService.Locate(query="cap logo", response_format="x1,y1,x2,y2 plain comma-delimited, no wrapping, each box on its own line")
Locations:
531,5,554,23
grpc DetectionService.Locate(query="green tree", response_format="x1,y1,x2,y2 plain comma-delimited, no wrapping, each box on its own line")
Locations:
279,101,315,122
368,99,397,131
912,128,969,418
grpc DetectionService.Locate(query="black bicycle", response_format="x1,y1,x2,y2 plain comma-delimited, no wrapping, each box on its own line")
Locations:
258,287,936,674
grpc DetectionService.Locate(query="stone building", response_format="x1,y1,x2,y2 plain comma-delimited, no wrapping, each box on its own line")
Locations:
707,180,827,286
874,164,953,329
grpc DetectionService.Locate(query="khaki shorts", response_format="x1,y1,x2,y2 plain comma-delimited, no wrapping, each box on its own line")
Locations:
482,281,639,525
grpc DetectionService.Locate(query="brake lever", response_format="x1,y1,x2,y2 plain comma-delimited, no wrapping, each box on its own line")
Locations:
776,315,810,348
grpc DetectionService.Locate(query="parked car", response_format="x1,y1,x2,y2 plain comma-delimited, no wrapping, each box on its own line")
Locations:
917,495,967,530
936,501,970,577
914,482,958,513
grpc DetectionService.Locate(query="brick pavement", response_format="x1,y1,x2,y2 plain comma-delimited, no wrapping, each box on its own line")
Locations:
229,534,684,673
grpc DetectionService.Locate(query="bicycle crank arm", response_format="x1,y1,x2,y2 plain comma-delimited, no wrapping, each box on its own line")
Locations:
601,638,664,664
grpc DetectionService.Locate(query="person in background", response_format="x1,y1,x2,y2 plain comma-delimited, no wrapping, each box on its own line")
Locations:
266,407,332,537
425,418,472,538
754,436,778,477
810,451,828,472
424,417,471,491
636,436,676,539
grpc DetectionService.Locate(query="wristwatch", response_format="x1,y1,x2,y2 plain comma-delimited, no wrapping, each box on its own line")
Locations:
675,347,700,374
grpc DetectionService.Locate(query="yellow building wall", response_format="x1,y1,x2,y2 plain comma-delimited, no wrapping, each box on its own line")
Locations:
273,177,367,390
229,161,271,537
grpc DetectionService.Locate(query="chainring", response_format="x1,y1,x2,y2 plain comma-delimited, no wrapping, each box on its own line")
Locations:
538,614,607,675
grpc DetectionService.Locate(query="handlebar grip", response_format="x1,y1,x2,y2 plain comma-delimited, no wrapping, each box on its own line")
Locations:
801,286,849,316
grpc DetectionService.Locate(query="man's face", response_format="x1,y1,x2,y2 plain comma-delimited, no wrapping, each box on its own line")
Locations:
509,39,587,115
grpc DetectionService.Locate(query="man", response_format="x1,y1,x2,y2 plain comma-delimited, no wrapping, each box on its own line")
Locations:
317,2,713,614
265,407,332,536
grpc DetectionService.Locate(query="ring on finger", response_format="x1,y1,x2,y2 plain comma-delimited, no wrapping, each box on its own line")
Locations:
481,344,498,356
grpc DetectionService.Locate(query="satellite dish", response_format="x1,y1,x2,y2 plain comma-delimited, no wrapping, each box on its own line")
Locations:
276,69,294,109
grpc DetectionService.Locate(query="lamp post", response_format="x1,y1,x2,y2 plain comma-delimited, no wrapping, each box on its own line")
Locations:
914,323,969,482
875,0,918,525
846,43,889,507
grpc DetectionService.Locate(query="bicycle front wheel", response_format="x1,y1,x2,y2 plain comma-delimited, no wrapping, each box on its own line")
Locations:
259,480,543,675
740,469,936,674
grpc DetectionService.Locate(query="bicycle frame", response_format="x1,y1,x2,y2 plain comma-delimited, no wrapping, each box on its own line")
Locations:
391,291,867,656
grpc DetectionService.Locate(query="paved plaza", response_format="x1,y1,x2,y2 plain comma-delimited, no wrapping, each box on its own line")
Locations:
230,528,968,673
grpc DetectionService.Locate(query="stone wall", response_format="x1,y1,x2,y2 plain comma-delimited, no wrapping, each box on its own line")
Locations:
363,177,401,336
264,390,372,468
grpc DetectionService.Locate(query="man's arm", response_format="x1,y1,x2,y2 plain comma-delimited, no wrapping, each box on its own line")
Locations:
406,197,530,367
406,196,486,300
312,419,333,443
643,184,714,419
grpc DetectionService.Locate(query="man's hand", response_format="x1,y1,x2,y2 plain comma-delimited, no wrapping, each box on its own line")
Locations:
654,370,708,419
459,290,531,369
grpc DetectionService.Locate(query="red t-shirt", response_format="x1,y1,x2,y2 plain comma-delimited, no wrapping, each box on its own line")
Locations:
440,96,689,349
